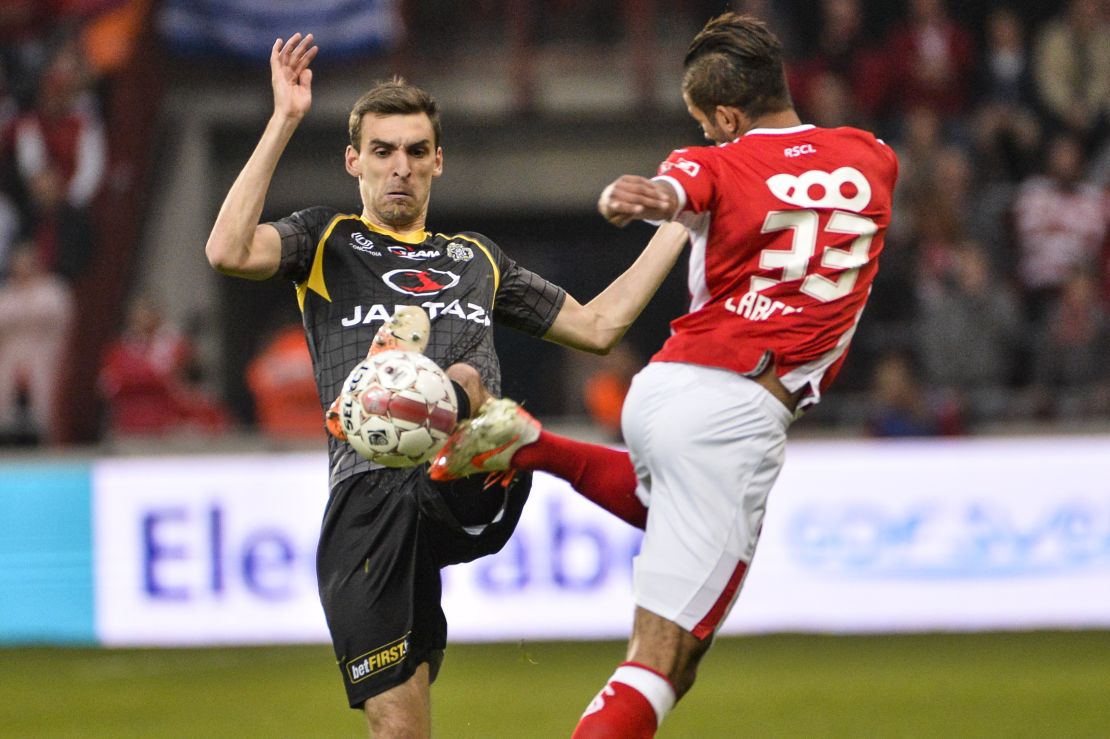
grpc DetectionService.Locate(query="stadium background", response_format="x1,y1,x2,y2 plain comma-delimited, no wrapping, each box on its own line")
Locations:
2,1,1109,736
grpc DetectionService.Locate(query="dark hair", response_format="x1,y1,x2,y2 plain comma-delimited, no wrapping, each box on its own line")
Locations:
682,13,792,119
348,76,442,150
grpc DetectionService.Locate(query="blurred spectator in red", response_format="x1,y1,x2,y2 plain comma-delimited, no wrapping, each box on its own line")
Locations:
581,343,640,442
882,0,975,125
0,243,74,444
1012,133,1109,323
973,6,1042,183
1031,269,1110,418
916,240,1022,424
1031,0,1110,147
245,322,322,441
99,296,230,437
789,0,887,126
12,42,106,280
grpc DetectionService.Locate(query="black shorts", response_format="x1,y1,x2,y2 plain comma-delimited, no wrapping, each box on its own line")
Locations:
316,466,531,709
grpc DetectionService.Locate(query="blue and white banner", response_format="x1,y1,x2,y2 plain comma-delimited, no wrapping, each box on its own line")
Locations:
158,0,403,60
2,436,1110,646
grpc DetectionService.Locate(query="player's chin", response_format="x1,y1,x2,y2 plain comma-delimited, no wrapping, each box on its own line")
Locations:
379,201,418,224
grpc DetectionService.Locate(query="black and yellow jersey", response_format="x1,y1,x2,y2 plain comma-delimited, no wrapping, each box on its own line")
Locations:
268,206,567,487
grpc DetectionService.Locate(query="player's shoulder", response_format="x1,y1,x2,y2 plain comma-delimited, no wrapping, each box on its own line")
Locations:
295,204,342,219
431,230,503,262
807,125,899,178
433,229,497,249
659,143,720,179
284,205,347,232
821,126,896,158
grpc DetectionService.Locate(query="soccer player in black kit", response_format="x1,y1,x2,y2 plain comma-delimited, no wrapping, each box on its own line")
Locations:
204,34,687,737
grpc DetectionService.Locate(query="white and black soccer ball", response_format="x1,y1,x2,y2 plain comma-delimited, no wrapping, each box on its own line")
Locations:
337,350,458,468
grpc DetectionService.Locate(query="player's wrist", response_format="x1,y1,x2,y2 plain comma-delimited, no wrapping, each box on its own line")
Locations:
273,111,302,125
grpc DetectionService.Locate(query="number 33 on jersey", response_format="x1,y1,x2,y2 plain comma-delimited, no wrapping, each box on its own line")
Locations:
651,124,899,406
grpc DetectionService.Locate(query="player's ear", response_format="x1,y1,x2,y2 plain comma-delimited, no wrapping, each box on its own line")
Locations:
344,145,361,177
432,146,443,178
714,105,745,140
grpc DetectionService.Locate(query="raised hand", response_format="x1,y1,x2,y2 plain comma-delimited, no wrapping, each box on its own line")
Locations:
270,32,318,122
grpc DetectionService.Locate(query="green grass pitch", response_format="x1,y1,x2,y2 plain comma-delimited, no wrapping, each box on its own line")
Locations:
3,632,1109,737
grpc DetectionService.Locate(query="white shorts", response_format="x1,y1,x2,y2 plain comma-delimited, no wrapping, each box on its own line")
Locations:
621,361,793,639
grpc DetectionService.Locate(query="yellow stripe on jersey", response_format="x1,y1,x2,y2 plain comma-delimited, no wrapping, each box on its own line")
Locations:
359,216,429,244
438,233,500,306
297,214,363,311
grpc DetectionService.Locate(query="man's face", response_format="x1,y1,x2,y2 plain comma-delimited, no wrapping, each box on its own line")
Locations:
683,91,730,144
346,113,443,231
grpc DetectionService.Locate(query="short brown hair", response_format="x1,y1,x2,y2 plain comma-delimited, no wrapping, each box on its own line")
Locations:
682,13,792,120
348,77,442,150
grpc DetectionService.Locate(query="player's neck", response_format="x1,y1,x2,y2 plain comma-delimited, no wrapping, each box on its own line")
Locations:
743,108,803,134
361,211,428,240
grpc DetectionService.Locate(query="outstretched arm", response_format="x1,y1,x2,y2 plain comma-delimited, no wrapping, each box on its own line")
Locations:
544,221,687,354
205,33,318,279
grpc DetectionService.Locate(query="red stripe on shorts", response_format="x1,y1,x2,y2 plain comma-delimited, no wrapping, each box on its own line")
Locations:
691,560,748,640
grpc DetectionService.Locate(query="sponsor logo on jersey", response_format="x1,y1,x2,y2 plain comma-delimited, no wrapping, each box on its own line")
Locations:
783,143,817,157
658,157,700,178
349,232,381,255
382,268,460,295
725,290,802,321
341,301,491,327
766,166,871,212
387,244,441,260
347,634,410,683
446,241,474,261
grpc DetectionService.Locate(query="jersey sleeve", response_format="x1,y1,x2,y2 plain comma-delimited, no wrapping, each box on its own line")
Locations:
267,206,337,283
653,147,716,215
481,236,567,337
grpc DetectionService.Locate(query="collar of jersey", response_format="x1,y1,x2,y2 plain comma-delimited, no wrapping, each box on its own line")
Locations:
357,216,429,245
742,123,816,138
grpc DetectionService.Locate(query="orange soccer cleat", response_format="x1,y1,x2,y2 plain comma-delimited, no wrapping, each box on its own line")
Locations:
428,397,541,481
325,393,349,441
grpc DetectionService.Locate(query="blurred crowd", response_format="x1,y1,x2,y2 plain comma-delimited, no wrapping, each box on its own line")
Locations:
0,0,160,445
1,0,1108,447
773,0,1110,434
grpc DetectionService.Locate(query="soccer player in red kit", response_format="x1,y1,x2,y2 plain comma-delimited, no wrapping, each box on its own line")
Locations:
432,12,898,737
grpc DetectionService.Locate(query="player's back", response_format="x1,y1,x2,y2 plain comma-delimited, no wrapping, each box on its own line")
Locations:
652,124,899,400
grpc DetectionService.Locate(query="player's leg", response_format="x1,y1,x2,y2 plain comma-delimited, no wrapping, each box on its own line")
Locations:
572,362,793,737
317,470,448,729
429,398,647,528
572,607,705,739
362,663,431,738
442,361,482,421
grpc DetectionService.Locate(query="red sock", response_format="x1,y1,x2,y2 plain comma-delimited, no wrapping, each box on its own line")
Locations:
572,663,675,739
511,430,647,529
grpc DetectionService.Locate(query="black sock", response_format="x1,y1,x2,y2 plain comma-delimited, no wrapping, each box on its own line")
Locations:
450,380,472,420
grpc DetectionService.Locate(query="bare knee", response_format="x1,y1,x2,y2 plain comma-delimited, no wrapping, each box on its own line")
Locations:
445,362,491,418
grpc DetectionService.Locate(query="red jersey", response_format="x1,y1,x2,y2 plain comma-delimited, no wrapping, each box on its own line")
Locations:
651,124,898,406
